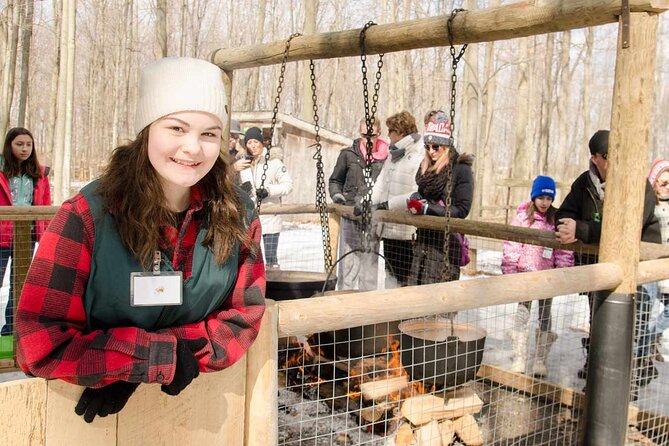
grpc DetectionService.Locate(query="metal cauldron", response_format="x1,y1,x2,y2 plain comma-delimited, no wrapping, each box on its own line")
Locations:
399,319,487,389
265,270,336,301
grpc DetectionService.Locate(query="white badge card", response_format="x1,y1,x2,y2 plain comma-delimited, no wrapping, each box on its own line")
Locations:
542,247,554,259
130,272,183,306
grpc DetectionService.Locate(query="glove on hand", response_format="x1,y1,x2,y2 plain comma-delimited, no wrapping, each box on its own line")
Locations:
375,201,388,210
256,188,269,201
353,203,364,216
409,192,422,201
332,193,346,204
407,198,428,215
75,381,140,423
161,337,207,396
240,181,253,195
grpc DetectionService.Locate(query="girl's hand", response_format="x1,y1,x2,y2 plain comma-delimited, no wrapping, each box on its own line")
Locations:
233,159,251,172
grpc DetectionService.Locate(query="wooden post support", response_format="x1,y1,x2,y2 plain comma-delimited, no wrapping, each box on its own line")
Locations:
244,300,278,446
221,69,233,155
583,11,659,445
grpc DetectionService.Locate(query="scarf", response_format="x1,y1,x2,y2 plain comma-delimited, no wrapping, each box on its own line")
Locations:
416,163,451,202
588,160,606,200
389,133,421,162
359,138,389,161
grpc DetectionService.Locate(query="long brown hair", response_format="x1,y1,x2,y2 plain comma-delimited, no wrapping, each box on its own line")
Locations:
526,202,557,225
420,146,457,175
96,129,253,269
3,127,42,178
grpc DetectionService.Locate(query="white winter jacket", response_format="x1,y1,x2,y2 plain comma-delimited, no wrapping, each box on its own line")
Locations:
371,133,423,240
239,148,293,234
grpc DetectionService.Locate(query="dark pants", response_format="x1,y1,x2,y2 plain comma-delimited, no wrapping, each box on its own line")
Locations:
1,246,15,335
519,298,553,332
263,233,280,265
382,238,413,287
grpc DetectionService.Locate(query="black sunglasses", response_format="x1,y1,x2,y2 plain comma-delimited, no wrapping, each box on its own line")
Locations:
601,153,608,160
424,144,443,152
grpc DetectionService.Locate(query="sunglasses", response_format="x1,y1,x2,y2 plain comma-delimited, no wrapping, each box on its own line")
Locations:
601,153,608,160
424,144,443,152
360,133,380,138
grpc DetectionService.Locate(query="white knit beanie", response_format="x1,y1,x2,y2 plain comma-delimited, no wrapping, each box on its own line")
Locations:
134,57,228,135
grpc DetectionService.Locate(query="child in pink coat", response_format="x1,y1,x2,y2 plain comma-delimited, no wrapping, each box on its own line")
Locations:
502,175,574,377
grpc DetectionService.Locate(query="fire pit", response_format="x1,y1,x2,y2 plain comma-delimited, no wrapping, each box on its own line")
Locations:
265,270,336,301
399,319,487,389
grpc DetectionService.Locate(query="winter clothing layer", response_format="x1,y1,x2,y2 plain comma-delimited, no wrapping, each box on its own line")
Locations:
0,165,51,247
655,199,669,294
409,152,474,285
501,200,574,274
328,138,389,206
239,148,293,234
649,159,669,189
15,185,266,388
555,170,661,264
371,133,423,240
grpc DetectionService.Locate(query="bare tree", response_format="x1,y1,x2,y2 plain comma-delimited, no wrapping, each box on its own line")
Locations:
300,0,318,121
17,0,35,127
245,0,267,109
155,0,168,58
0,1,20,139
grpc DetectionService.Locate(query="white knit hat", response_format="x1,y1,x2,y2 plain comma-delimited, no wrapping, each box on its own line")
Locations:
134,57,228,135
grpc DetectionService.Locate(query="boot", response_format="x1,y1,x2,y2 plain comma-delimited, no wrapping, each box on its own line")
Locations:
510,329,528,373
578,337,590,379
533,329,557,378
510,305,530,374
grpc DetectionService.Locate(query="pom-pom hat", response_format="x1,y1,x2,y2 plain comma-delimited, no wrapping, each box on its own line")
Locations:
649,159,669,187
134,57,228,135
423,112,453,147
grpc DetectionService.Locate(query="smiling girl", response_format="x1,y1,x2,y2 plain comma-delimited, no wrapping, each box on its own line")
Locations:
15,57,265,423
502,175,573,377
0,127,51,336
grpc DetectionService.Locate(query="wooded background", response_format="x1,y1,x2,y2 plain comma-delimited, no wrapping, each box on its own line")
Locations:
0,0,667,215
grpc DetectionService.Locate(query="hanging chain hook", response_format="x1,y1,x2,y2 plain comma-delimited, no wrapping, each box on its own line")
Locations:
441,9,467,284
255,33,302,213
358,21,384,252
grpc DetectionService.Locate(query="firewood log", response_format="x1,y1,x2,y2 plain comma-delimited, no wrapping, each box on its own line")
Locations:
395,423,416,446
359,375,409,400
416,420,442,446
400,394,483,426
452,415,483,446
439,420,455,445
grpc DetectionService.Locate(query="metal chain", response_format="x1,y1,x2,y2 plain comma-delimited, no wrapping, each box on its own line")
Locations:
309,58,334,273
256,33,302,213
441,9,467,283
359,21,384,251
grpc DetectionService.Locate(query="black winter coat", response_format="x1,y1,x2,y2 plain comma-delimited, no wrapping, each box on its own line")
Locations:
328,138,386,205
555,170,661,265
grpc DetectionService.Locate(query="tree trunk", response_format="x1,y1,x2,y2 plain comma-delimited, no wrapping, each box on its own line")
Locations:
577,27,595,179
0,1,20,139
300,0,317,121
462,0,480,217
511,36,531,206
555,31,571,178
245,0,266,109
155,0,168,58
538,34,555,175
17,0,34,127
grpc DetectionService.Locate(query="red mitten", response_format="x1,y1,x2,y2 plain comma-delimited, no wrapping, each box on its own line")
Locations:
407,198,427,215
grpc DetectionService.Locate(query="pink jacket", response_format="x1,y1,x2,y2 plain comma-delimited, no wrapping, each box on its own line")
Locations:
0,166,52,247
501,200,574,274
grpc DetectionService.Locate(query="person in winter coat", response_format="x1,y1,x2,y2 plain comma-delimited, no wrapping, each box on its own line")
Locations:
407,112,473,285
329,118,389,291
370,111,423,288
0,127,51,336
15,57,265,423
239,127,293,269
502,176,574,377
556,129,660,383
642,159,669,362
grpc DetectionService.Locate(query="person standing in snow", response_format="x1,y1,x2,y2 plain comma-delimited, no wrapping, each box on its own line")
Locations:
502,175,574,377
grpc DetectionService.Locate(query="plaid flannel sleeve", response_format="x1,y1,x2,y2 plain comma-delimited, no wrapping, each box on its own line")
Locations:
15,194,177,388
168,213,266,372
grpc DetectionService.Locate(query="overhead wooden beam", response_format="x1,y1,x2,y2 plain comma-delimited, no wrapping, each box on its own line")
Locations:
275,262,622,337
211,0,668,70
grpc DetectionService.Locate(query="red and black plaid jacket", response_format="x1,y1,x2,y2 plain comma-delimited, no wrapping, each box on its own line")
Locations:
15,187,266,388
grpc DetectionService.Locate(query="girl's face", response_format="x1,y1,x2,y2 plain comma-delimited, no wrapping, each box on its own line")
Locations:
425,143,446,162
534,195,554,214
148,111,222,206
11,134,33,163
656,171,669,199
246,139,264,159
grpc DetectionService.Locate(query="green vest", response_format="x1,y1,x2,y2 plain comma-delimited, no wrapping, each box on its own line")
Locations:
81,180,253,331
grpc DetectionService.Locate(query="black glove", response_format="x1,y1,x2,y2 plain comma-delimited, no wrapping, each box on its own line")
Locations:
332,193,346,204
376,201,388,210
240,181,253,195
409,192,422,201
256,188,269,201
161,337,207,396
353,203,364,216
74,381,140,423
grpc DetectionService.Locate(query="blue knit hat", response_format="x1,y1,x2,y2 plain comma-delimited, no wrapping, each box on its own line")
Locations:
531,175,556,201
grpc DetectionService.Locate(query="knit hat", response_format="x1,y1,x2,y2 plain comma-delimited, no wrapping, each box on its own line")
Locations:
230,119,243,135
423,112,452,147
531,175,556,201
134,57,228,135
649,159,669,187
588,130,609,156
244,127,264,148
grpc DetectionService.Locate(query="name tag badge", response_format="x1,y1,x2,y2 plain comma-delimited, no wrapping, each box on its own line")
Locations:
130,272,183,306
542,247,554,259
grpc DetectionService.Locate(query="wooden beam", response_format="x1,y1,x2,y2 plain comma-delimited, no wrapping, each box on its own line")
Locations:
276,262,622,337
210,0,668,70
637,258,669,283
0,206,59,221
